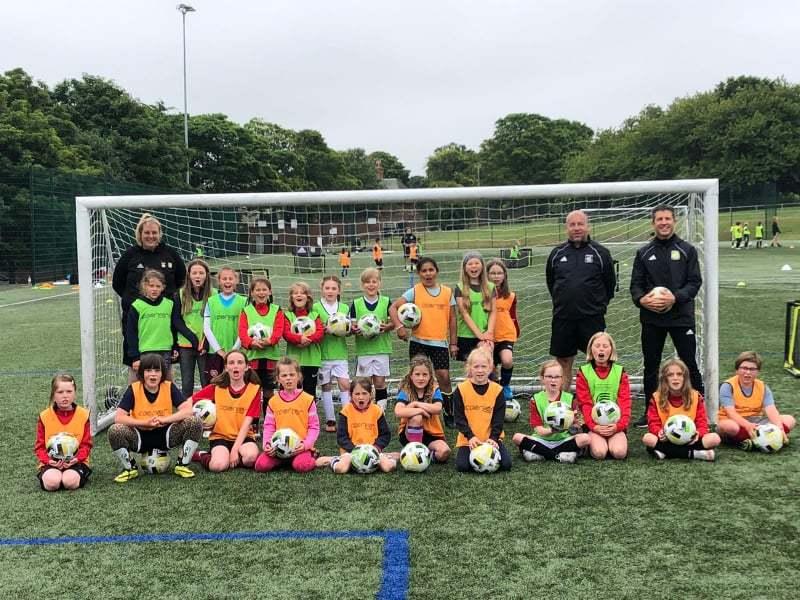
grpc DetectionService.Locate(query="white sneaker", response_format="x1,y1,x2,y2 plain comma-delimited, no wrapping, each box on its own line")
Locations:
653,449,666,460
691,449,715,461
555,452,577,464
522,450,544,462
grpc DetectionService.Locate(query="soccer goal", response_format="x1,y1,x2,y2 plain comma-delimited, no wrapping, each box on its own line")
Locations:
76,179,719,432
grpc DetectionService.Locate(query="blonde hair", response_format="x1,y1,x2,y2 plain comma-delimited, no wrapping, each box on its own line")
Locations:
360,267,381,284
585,331,618,363
181,259,212,317
49,373,76,404
139,269,166,296
135,213,162,246
460,253,492,314
656,358,692,411
288,282,313,312
465,347,493,377
538,359,562,379
398,355,437,403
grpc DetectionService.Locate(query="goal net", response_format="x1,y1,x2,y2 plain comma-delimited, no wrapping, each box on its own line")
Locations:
76,180,719,432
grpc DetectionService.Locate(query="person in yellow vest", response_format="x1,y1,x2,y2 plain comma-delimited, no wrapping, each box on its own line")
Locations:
729,223,737,249
190,350,262,472
254,357,319,473
717,351,796,450
742,223,751,248
642,358,719,460
372,238,384,270
203,266,247,382
177,259,214,398
733,221,743,249
513,360,590,463
754,221,765,249
108,353,203,482
453,348,512,472
35,374,93,491
486,259,519,400
455,251,496,363
339,247,351,278
316,378,396,473
576,332,631,460
393,355,451,463
509,240,521,260
390,257,458,426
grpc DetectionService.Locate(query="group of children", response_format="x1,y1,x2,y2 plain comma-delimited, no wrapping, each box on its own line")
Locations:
35,251,795,489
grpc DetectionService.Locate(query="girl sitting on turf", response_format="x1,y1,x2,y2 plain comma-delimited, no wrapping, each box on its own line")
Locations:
390,256,458,426
576,331,631,460
283,282,324,403
454,251,496,362
717,351,796,450
642,358,719,461
486,258,519,400
254,357,319,473
394,354,451,463
204,266,247,381
191,350,262,472
512,360,589,464
108,352,203,482
35,374,93,491
316,377,396,474
177,258,214,399
453,348,512,472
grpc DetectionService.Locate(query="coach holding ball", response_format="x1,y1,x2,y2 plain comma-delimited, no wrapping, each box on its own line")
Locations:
630,205,703,427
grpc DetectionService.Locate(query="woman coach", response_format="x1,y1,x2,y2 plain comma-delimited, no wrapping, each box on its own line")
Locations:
112,213,186,374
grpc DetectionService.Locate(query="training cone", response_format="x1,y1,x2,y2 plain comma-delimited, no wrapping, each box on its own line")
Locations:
736,281,746,288
781,264,792,271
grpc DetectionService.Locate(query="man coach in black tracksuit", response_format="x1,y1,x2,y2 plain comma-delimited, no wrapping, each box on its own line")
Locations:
546,210,616,390
630,205,704,426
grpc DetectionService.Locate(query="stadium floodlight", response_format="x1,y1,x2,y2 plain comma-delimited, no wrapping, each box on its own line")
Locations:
177,3,195,186
75,179,719,433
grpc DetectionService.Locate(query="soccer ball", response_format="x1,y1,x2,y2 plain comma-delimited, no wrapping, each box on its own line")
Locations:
754,423,784,453
397,302,422,328
46,432,79,461
591,401,621,425
357,314,382,339
350,444,381,474
664,414,697,445
248,322,271,340
468,443,501,473
399,442,431,473
326,313,351,337
270,428,301,459
291,316,316,337
193,399,217,429
648,286,672,312
544,401,575,431
504,399,521,422
140,449,171,474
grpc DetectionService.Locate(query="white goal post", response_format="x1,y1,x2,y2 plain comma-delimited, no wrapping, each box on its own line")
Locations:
76,179,719,433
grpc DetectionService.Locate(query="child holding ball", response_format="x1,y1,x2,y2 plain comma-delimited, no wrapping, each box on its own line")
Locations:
576,331,631,460
512,360,589,464
34,374,93,491
283,282,324,400
177,258,214,398
453,348,511,472
642,358,719,461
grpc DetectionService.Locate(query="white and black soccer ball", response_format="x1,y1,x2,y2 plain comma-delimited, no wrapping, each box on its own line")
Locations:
248,322,271,340
399,442,431,473
544,401,575,431
46,432,79,461
270,428,301,459
591,400,621,425
350,444,381,474
326,313,351,337
504,398,521,422
754,423,784,453
141,449,171,474
664,414,697,446
193,399,217,429
468,443,501,473
291,316,317,337
357,314,382,339
397,302,422,329
648,286,672,313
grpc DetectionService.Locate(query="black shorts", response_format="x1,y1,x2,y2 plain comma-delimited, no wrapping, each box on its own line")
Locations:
374,259,383,267
456,337,481,362
38,463,92,490
493,341,514,366
549,315,606,358
210,438,258,451
137,425,171,453
399,430,446,447
409,340,450,371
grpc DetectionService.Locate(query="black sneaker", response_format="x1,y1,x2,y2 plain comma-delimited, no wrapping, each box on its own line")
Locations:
634,415,648,428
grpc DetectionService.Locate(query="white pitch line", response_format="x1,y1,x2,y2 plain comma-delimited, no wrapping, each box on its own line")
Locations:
0,290,79,308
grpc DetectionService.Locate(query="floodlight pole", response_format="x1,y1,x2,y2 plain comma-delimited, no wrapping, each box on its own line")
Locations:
178,4,195,186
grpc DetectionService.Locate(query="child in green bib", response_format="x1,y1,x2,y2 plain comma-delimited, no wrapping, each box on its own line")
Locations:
283,282,324,400
203,266,247,381
455,251,496,362
177,259,214,398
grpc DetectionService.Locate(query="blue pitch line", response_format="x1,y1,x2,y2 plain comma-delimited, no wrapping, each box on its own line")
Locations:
378,530,410,600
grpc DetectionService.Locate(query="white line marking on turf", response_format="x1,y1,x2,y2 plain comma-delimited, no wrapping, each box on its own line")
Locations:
0,291,78,308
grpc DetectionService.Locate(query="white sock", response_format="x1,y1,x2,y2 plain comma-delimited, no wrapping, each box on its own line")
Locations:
654,450,666,460
377,399,387,410
556,452,577,464
691,449,715,461
339,390,351,406
182,440,199,465
522,450,544,462
113,447,132,470
322,390,335,421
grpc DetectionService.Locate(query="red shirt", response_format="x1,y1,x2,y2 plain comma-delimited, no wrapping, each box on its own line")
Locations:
282,308,324,346
647,393,709,437
237,302,286,350
35,405,93,465
191,384,262,418
576,363,631,432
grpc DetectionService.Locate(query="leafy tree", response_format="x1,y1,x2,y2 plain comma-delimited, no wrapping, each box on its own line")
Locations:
339,148,379,189
425,143,479,187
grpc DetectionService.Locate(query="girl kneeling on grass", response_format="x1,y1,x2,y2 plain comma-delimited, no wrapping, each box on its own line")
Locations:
254,357,319,473
642,358,719,461
191,350,262,472
576,331,630,460
513,360,589,464
317,377,397,474
453,348,512,472
35,374,93,491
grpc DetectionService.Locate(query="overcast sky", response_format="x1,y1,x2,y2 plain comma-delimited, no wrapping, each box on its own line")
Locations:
3,1,799,175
